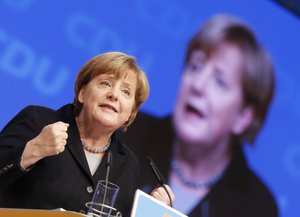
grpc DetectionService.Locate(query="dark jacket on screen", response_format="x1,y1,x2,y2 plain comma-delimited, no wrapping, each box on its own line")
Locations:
119,112,278,217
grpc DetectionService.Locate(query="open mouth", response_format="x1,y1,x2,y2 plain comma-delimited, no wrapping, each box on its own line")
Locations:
185,104,205,118
100,104,117,113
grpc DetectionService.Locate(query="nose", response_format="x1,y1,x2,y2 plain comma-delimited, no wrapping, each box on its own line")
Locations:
190,66,210,96
107,87,118,101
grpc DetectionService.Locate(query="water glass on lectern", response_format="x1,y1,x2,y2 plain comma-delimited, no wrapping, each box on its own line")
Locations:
87,180,120,217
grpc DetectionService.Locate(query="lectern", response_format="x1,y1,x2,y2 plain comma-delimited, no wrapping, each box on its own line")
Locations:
0,208,86,217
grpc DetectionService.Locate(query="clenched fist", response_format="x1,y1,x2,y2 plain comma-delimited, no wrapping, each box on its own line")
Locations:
21,121,69,169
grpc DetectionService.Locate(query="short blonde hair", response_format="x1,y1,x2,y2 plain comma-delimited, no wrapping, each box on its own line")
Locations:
73,51,150,130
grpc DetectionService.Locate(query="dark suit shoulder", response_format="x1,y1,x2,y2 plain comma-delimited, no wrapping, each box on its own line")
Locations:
116,137,139,166
19,104,75,124
205,152,278,217
226,169,278,217
121,112,172,142
1,105,56,133
229,149,277,210
123,143,139,164
129,111,161,130
243,169,278,215
13,105,56,121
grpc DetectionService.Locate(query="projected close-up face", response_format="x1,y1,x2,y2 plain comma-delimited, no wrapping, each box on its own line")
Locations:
173,46,248,147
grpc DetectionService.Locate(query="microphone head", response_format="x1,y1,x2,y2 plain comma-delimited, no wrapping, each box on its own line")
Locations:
147,156,155,165
106,151,113,168
147,156,166,185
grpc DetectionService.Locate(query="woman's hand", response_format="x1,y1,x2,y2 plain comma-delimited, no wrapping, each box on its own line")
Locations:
20,121,69,169
150,184,175,206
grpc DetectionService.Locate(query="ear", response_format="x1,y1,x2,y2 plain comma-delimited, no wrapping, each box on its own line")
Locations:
231,105,254,135
78,86,86,103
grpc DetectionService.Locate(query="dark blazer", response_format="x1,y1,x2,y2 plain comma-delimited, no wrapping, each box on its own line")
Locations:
119,112,278,217
0,104,139,217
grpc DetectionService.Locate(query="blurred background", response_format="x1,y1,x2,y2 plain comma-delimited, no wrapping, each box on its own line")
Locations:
0,0,299,216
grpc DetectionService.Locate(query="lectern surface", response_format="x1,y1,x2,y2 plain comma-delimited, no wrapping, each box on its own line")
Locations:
0,208,86,217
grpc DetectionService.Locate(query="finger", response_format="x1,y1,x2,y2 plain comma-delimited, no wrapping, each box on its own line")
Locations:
60,132,69,140
163,184,175,201
151,187,166,200
151,190,164,201
52,121,69,132
55,143,66,155
54,137,67,148
51,125,69,140
156,186,166,195
152,189,171,205
151,185,175,205
59,144,66,152
56,121,70,127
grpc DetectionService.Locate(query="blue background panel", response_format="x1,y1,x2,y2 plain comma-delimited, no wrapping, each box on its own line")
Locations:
1,1,300,216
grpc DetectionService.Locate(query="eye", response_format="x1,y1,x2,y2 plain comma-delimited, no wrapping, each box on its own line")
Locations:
122,88,131,96
215,74,227,88
186,62,204,73
100,80,111,87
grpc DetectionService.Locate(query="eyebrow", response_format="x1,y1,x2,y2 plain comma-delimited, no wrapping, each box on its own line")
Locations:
98,75,136,89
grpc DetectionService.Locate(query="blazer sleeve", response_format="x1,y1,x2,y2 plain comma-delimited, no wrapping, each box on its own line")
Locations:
0,106,43,190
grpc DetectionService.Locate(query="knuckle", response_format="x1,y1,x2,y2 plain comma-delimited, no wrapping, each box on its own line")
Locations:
54,138,60,144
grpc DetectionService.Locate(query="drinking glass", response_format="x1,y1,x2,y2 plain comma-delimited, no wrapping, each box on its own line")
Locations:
86,180,121,217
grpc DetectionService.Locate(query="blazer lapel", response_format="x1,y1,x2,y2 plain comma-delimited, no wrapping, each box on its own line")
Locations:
67,123,92,178
92,134,126,185
56,104,126,186
56,104,92,179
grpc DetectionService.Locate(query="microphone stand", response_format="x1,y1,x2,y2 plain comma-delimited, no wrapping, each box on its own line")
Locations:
101,151,113,216
147,157,173,207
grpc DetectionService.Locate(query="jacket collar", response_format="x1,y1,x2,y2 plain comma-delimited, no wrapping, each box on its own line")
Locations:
56,103,127,185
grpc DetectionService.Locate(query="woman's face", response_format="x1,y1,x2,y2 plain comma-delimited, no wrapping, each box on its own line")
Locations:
173,43,253,148
78,72,137,131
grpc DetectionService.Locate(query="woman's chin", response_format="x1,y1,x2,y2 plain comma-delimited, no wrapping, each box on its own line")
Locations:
94,118,119,130
176,128,207,145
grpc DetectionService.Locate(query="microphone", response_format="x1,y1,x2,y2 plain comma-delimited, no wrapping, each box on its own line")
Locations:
104,150,113,186
106,150,113,171
102,151,113,208
147,157,166,185
147,157,173,207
